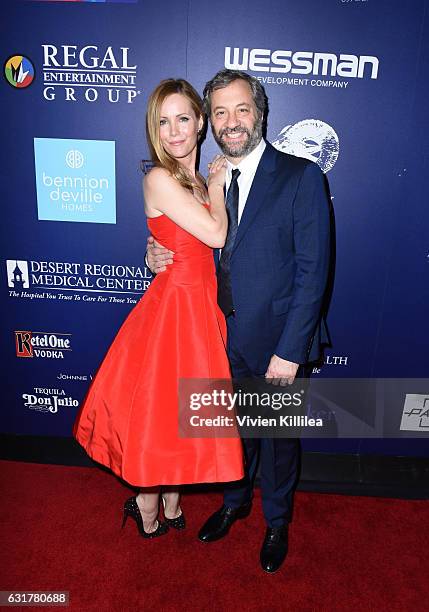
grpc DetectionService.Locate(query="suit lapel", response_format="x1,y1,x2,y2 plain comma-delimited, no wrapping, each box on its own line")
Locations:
231,142,278,258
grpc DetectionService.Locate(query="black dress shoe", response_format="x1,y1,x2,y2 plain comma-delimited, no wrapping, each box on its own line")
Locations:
260,525,289,573
198,502,252,542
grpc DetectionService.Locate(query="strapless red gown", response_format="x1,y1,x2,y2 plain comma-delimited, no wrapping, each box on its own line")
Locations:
73,208,244,487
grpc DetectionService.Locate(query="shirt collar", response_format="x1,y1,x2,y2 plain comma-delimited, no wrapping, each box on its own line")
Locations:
226,138,266,176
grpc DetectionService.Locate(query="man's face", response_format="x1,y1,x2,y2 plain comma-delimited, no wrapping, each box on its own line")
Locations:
210,79,263,162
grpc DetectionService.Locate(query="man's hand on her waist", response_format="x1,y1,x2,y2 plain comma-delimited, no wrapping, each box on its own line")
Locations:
146,235,174,274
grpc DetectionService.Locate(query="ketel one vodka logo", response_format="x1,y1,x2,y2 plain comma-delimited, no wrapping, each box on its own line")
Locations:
41,44,139,104
15,331,72,359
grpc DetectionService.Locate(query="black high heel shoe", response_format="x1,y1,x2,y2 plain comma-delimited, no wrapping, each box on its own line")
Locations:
122,496,169,538
162,496,186,530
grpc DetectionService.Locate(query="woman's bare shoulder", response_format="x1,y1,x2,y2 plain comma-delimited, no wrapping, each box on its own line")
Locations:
144,166,173,189
143,167,190,216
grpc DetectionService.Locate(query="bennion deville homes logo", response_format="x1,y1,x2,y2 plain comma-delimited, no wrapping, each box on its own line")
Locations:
34,138,116,223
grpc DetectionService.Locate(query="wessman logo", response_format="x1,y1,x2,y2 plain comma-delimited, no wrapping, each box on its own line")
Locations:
225,46,379,79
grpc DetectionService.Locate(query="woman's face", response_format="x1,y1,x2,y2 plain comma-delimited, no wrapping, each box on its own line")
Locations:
159,93,202,161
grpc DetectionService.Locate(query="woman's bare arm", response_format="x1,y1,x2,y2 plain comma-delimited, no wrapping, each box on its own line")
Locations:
143,157,227,248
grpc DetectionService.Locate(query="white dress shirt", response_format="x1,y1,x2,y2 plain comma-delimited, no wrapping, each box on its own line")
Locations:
225,138,266,223
145,139,267,268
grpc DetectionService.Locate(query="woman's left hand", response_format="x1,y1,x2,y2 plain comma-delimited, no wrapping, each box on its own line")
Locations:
207,155,227,190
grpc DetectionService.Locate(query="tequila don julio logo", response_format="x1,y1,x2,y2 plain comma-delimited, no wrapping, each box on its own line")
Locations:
4,55,35,88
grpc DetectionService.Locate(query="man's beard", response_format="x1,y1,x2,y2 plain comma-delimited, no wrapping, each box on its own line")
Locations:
212,117,263,158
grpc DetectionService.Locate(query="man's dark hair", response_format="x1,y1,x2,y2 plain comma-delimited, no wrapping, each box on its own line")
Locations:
203,69,267,119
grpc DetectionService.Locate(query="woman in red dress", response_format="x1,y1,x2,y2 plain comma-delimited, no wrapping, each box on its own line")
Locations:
73,79,244,538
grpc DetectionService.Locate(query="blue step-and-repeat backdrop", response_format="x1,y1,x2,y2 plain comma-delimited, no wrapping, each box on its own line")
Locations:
2,0,428,457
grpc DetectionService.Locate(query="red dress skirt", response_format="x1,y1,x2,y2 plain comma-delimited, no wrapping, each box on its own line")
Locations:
73,208,244,487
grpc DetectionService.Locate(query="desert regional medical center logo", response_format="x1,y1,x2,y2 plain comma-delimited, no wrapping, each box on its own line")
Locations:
6,259,152,302
4,44,139,103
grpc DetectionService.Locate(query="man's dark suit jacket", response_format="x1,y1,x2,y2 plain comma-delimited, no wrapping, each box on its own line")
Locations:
222,141,331,374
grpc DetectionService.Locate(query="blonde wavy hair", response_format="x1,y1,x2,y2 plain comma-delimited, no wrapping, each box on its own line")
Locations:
146,78,206,192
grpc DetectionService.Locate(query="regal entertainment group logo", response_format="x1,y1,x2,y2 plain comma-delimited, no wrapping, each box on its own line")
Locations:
42,44,139,104
34,138,116,223
4,45,139,103
4,55,35,88
15,331,72,359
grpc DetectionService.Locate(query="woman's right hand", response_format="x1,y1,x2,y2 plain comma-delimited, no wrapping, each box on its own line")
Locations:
207,155,227,191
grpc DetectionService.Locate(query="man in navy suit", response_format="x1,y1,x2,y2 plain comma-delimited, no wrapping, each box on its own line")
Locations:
147,69,330,573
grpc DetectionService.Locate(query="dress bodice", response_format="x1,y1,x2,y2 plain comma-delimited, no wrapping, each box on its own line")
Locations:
147,205,215,282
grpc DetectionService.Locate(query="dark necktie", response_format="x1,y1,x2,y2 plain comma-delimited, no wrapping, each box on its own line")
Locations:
217,168,241,316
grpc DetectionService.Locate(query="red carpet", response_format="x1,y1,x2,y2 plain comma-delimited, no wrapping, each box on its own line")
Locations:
1,460,428,611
